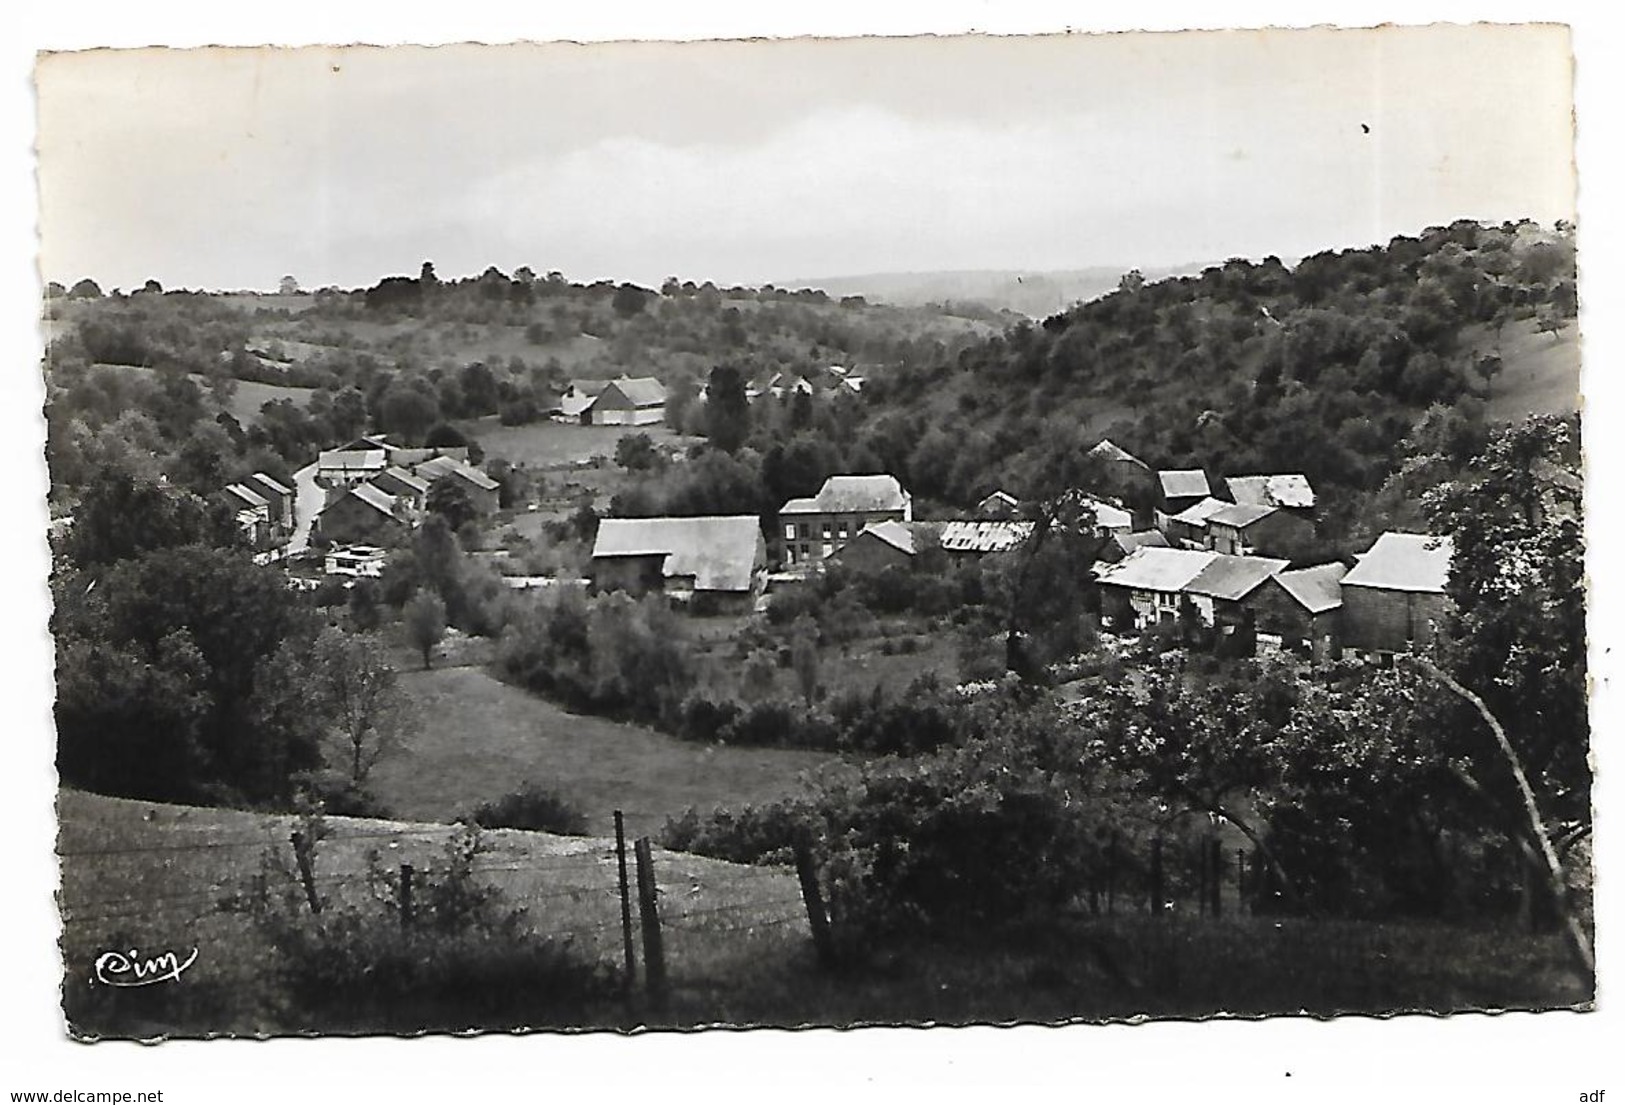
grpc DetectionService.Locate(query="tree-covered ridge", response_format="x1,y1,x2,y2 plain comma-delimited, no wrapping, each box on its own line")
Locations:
852,219,1578,523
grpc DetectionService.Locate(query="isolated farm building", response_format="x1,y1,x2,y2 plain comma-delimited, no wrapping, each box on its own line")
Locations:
413,455,501,515
580,376,667,425
221,483,273,548
245,472,295,531
1224,473,1316,513
317,482,410,545
833,520,920,571
317,447,389,490
937,519,1034,557
1339,532,1454,656
1166,496,1231,548
1182,553,1291,655
369,466,431,513
780,474,913,566
1246,561,1348,660
977,490,1021,518
590,515,767,613
1095,546,1216,632
1154,469,1213,531
1204,502,1315,559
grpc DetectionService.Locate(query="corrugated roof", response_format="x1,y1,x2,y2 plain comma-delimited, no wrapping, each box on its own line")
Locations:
600,376,667,407
1208,502,1278,529
782,474,910,515
1097,547,1216,592
1273,562,1348,614
247,472,292,498
1170,496,1231,527
938,520,1033,553
1185,554,1290,601
1158,469,1211,500
1343,532,1452,594
1226,474,1316,509
592,515,763,593
1088,439,1150,470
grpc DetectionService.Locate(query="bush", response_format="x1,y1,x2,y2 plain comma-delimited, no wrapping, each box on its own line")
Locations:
465,782,589,836
660,802,813,865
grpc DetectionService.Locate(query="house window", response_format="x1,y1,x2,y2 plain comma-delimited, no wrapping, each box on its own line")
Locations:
785,523,797,541
822,542,833,558
822,522,833,540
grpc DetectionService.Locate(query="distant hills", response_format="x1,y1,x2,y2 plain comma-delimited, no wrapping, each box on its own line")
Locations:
788,263,1213,318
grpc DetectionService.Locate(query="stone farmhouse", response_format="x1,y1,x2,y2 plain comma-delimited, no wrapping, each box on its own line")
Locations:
780,474,913,566
590,515,767,614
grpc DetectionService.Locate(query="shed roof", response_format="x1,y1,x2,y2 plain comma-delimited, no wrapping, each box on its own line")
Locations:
1184,554,1290,601
1343,532,1452,594
1207,502,1279,530
1225,474,1316,509
782,474,910,515
938,520,1033,553
1097,546,1216,592
1272,562,1348,614
247,472,292,498
1158,469,1211,500
592,515,763,593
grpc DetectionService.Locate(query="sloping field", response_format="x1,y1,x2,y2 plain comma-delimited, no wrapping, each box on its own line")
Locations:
378,666,837,837
1468,318,1581,421
469,417,699,469
90,363,315,425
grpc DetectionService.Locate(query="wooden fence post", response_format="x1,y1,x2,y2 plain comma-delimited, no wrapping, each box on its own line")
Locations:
290,831,321,915
1149,837,1163,915
793,843,836,969
614,811,637,996
633,837,669,1016
399,863,414,930
1208,838,1222,919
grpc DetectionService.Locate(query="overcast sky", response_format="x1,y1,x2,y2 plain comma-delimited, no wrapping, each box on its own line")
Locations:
36,24,1575,292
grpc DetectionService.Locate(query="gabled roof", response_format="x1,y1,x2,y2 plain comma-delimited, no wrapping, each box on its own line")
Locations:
1097,546,1216,592
1184,554,1290,602
1272,562,1348,614
372,466,430,496
1112,529,1170,555
938,520,1033,553
1158,469,1211,500
568,378,612,398
1169,496,1231,528
343,482,400,518
978,490,1020,512
319,448,388,472
246,472,292,498
339,435,392,452
591,515,763,592
559,392,596,417
599,376,667,407
782,474,910,516
415,455,500,491
1343,532,1453,594
1088,439,1151,471
389,446,469,468
1226,474,1316,509
1207,502,1279,530
849,519,917,557
1084,498,1133,531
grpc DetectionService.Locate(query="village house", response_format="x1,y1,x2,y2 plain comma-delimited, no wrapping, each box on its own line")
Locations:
1204,502,1315,559
316,482,410,546
1095,546,1217,632
1087,438,1158,527
832,519,919,571
780,474,913,566
590,515,767,614
1339,532,1453,657
577,376,667,425
316,447,389,490
222,483,273,549
1247,561,1348,660
245,472,295,533
413,455,501,515
1166,496,1231,549
1154,469,1213,532
324,544,388,579
369,466,431,514
1181,553,1291,654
